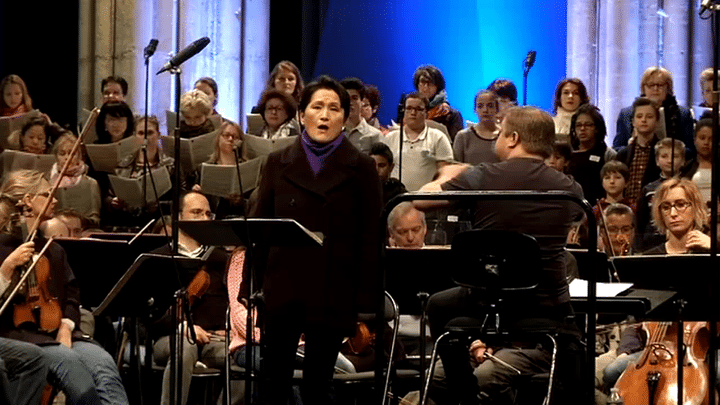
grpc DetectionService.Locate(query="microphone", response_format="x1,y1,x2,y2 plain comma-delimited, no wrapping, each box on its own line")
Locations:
232,139,243,150
144,39,159,59
157,37,210,74
524,50,537,69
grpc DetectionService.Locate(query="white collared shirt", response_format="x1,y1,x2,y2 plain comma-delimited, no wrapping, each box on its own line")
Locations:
382,125,454,191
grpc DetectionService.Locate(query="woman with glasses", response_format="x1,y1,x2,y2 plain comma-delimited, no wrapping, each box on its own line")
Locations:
194,121,249,219
0,170,129,404
256,89,300,139
645,178,709,254
567,104,616,205
413,64,464,141
613,67,694,154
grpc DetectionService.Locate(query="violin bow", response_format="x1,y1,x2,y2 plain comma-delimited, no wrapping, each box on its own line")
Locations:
598,203,624,282
25,108,99,242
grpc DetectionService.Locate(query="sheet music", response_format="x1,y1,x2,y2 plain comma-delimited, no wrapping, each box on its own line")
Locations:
79,108,97,143
161,129,219,173
246,113,265,136
569,279,633,298
85,137,141,173
199,158,263,197
107,166,172,209
0,150,55,175
55,181,96,214
243,133,297,159
0,110,41,149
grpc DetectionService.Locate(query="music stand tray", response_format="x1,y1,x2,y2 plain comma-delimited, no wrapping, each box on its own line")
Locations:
178,218,323,247
92,253,204,318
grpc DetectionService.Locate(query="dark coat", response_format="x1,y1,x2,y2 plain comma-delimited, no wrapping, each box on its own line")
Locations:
616,137,661,195
250,136,382,334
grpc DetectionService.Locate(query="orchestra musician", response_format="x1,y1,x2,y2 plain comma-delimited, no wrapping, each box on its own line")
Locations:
0,169,128,404
151,191,229,405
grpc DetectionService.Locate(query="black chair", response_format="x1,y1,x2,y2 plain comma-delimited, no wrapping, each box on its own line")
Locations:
420,230,581,405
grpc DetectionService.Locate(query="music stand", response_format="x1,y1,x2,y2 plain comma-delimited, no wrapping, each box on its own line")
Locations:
178,218,323,247
93,253,205,404
178,218,323,404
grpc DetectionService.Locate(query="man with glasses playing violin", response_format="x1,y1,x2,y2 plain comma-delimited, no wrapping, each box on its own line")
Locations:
382,92,454,192
151,190,229,405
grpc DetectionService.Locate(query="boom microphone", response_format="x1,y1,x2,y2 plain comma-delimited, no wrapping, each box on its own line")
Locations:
525,50,537,70
157,37,210,74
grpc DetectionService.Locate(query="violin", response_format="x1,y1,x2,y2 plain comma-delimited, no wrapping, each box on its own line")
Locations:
346,321,376,355
615,321,711,405
0,108,98,329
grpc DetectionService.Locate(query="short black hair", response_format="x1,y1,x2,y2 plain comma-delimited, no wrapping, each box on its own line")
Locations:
569,104,607,149
299,75,350,121
363,85,381,109
101,76,128,96
600,160,630,182
95,101,135,144
552,141,572,161
413,65,446,93
340,77,365,94
369,142,394,165
487,78,518,103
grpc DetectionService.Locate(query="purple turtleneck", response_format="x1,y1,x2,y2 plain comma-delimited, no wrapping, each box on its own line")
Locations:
301,130,345,175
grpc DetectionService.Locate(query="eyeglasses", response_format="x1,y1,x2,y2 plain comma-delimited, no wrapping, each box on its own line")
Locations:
405,106,426,113
659,200,691,214
645,82,667,90
575,122,595,129
34,191,51,198
606,226,633,235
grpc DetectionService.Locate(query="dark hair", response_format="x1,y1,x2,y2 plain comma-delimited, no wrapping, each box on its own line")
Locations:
600,160,630,182
553,78,590,113
405,92,430,110
194,77,219,106
267,61,304,102
474,90,499,110
487,78,518,103
631,97,659,120
695,118,713,137
413,65,446,93
552,141,572,161
258,89,297,124
340,77,365,94
369,142,394,165
363,85,381,109
95,101,135,144
101,76,128,96
569,104,607,149
299,75,350,120
19,117,50,151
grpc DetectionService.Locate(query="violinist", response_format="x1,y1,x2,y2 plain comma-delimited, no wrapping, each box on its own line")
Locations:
0,169,128,404
151,191,229,405
599,203,635,257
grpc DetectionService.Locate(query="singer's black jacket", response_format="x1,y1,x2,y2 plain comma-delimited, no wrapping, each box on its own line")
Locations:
250,136,382,335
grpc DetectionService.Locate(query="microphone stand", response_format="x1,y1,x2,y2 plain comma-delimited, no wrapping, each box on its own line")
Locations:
232,144,259,405
397,94,406,185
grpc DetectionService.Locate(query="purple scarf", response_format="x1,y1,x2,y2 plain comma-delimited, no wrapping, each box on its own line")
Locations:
301,130,345,175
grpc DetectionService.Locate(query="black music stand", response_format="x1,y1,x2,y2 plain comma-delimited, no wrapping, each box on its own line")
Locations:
93,253,205,405
178,218,323,247
178,218,323,405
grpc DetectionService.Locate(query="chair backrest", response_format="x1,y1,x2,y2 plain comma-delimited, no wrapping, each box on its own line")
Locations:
450,229,541,294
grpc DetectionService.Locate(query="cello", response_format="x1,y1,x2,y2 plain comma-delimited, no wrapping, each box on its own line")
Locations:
614,321,711,405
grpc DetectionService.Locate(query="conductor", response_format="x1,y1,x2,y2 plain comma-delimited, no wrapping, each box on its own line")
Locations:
418,106,584,404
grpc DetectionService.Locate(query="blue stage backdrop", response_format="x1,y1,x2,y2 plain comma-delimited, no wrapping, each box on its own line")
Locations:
312,0,567,126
